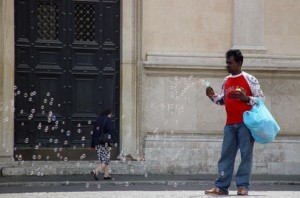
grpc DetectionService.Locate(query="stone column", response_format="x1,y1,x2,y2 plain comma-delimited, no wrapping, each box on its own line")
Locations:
120,0,143,158
232,0,266,53
0,0,15,162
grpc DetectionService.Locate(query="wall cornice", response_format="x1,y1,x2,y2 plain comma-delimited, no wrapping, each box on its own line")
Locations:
143,51,300,77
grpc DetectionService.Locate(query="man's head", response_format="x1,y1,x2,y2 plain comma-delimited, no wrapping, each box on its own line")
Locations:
225,49,243,75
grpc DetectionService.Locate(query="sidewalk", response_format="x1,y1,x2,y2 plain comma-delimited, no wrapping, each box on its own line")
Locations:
1,174,299,187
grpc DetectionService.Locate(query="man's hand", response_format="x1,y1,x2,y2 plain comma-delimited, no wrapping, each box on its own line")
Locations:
206,87,215,98
235,91,250,103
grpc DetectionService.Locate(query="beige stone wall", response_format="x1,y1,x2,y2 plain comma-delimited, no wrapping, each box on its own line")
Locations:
143,0,232,55
141,0,300,175
265,0,300,55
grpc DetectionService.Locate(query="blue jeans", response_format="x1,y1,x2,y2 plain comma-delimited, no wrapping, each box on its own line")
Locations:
215,123,254,193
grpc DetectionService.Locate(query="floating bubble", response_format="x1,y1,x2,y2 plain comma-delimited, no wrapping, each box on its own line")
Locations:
41,105,44,110
85,183,90,188
32,155,36,160
221,171,225,176
43,99,48,103
46,92,50,97
44,126,49,132
42,111,45,115
145,173,148,177
49,138,53,143
66,181,69,185
28,114,33,120
57,104,61,107
30,170,34,175
64,140,68,145
60,129,64,133
77,123,81,128
57,153,60,158
46,156,50,160
97,184,101,189
37,123,42,130
54,139,58,144
37,172,41,176
66,131,71,136
81,136,86,141
59,148,62,152
173,182,178,188
88,120,92,124
130,167,134,174
20,109,24,114
64,157,68,162
17,90,21,95
49,101,53,106
51,126,55,131
21,122,25,126
51,115,56,121
81,143,85,148
125,182,129,187
37,155,41,160
17,154,22,161
24,93,28,98
77,129,81,133
24,138,29,144
90,131,93,135
35,145,39,150
40,172,44,177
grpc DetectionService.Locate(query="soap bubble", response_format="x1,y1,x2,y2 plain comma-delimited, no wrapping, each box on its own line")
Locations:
66,131,71,136
24,138,29,144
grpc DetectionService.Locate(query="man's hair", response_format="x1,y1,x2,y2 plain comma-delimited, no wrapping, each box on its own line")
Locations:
226,49,243,65
100,109,112,116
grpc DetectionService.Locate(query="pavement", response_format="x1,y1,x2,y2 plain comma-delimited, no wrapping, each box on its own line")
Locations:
0,173,300,187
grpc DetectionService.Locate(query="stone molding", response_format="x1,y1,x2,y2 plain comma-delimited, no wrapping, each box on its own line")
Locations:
143,51,300,76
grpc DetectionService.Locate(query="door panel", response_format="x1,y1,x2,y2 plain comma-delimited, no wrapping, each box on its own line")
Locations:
14,0,120,160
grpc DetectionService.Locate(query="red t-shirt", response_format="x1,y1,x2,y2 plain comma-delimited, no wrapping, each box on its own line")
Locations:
224,74,252,124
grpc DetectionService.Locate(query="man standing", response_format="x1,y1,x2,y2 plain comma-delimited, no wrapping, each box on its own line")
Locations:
204,49,265,196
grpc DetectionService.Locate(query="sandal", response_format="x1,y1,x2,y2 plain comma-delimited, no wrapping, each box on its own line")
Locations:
103,175,113,180
90,170,99,181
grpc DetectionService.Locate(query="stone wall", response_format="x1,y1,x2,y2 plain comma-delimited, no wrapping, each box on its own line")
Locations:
142,52,300,175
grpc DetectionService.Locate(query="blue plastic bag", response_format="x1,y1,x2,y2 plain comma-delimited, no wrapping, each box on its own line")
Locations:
243,99,280,144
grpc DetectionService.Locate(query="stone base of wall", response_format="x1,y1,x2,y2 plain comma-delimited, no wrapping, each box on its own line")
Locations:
144,134,300,175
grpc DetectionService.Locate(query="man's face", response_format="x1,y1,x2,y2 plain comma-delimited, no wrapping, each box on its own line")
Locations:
226,56,241,75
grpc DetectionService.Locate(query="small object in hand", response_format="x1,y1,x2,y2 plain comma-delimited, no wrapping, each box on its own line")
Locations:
236,88,241,92
200,79,211,88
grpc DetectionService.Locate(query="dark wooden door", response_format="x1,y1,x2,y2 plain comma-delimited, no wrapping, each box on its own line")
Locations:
14,0,120,160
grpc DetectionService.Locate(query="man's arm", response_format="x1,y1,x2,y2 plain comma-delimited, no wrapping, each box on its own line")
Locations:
206,79,226,105
244,73,265,105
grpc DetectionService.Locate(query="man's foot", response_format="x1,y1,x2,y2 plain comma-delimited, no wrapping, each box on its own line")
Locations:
90,170,99,181
237,187,248,196
204,187,228,195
